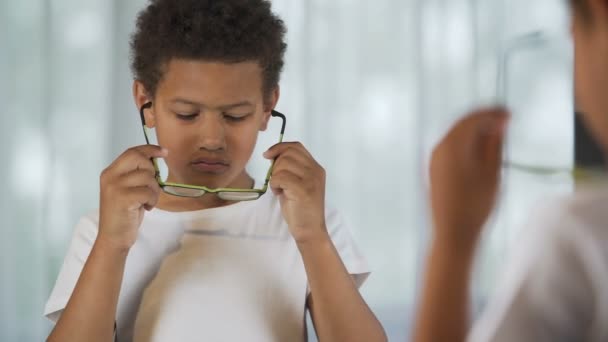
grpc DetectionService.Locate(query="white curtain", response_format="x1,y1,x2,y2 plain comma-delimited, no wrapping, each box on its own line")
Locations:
0,0,571,340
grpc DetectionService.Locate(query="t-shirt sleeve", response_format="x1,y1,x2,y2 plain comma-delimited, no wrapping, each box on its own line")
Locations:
325,206,371,289
468,201,596,342
43,212,99,323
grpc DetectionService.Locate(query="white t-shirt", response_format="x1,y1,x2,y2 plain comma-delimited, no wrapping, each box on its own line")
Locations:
469,187,608,342
44,191,370,341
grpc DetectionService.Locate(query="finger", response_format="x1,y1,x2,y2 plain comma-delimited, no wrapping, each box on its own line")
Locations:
270,170,305,197
477,110,509,139
481,116,508,174
111,145,168,175
108,155,155,179
472,110,509,159
121,186,160,211
264,141,313,160
444,108,509,161
447,107,509,143
118,169,161,192
272,146,315,165
132,144,169,159
463,107,509,129
272,154,314,180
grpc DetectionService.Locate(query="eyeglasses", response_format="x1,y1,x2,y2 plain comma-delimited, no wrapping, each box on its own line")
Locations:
496,32,575,175
139,102,286,201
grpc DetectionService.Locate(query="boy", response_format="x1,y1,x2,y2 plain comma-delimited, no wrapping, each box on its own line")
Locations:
45,1,386,341
414,0,608,341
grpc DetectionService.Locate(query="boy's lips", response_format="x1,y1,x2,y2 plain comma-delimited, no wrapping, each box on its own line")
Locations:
190,158,230,173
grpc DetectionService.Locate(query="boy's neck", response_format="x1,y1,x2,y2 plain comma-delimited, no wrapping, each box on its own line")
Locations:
155,192,233,212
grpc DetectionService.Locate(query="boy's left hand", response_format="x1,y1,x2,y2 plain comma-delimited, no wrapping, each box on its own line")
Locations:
264,142,327,244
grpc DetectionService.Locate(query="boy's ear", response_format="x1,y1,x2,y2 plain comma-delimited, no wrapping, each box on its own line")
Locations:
133,80,156,128
260,86,280,131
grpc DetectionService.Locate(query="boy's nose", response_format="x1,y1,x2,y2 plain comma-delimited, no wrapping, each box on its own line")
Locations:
197,114,226,151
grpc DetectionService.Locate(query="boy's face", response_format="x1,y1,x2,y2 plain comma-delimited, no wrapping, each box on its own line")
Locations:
572,0,608,151
137,59,276,189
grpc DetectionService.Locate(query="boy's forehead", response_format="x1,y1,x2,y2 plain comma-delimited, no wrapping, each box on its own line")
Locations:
170,97,255,111
158,59,265,101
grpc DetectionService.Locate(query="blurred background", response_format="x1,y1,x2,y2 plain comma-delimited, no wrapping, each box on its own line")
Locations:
0,0,580,340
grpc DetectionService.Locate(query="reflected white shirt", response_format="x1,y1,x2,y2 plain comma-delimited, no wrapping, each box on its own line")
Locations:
470,187,608,342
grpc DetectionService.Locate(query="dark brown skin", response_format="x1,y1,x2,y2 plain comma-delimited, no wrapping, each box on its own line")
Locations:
413,108,509,342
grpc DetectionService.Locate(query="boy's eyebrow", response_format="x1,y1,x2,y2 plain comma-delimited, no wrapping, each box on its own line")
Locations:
171,98,254,111
217,101,254,111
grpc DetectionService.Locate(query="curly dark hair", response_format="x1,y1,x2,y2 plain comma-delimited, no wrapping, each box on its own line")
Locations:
130,0,287,101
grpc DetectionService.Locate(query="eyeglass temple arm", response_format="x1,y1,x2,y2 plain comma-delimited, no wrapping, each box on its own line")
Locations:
139,102,161,181
271,110,287,135
261,110,287,188
140,102,153,145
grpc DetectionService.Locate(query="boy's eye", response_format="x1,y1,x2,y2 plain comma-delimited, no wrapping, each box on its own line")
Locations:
176,113,198,121
224,113,250,122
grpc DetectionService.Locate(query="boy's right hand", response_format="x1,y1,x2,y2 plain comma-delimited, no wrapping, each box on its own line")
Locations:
98,145,167,251
430,108,509,252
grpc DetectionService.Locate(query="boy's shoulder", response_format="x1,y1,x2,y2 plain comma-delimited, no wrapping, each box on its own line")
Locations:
81,208,100,224
72,208,100,232
516,185,608,280
538,185,608,240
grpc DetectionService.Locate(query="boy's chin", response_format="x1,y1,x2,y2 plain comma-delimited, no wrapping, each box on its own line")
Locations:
174,168,251,189
166,173,223,188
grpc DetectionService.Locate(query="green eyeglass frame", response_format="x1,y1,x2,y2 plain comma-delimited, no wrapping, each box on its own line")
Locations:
139,102,286,201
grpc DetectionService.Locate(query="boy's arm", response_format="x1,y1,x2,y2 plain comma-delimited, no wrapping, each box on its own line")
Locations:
299,233,386,342
413,109,509,342
47,238,128,342
48,145,166,342
413,236,477,342
264,142,386,342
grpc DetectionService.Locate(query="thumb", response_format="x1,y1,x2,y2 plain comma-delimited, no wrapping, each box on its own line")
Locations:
479,112,509,170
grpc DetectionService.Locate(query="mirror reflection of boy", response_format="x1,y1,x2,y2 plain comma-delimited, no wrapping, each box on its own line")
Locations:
415,0,608,341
